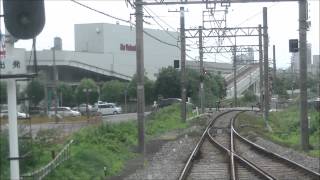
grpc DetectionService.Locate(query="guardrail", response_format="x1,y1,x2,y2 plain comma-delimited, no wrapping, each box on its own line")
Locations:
21,139,74,180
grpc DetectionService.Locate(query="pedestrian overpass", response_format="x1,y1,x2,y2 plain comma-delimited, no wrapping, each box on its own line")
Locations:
225,64,260,99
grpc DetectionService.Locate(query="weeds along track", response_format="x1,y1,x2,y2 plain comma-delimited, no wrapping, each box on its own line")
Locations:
231,113,320,180
178,110,320,180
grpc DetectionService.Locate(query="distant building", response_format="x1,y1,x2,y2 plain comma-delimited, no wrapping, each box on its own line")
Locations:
311,55,320,76
291,43,312,74
235,47,255,65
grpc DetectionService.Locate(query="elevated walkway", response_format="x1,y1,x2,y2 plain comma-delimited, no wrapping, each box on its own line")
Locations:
225,64,260,99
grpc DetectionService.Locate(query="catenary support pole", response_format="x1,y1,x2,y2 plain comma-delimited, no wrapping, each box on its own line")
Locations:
180,7,187,121
272,45,276,81
299,0,309,151
199,26,205,114
52,46,58,123
258,24,264,112
135,0,145,155
263,7,269,125
233,46,237,107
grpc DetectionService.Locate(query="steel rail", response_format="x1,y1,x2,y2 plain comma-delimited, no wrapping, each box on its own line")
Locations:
231,114,320,179
207,125,275,180
178,110,236,180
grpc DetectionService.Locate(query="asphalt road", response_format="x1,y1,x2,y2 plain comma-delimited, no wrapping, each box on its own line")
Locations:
102,112,150,123
1,113,151,137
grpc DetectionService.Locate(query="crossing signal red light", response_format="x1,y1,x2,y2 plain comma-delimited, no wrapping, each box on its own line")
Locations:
3,0,45,39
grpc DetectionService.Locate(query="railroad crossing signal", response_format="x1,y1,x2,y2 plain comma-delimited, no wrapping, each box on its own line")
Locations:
3,0,45,39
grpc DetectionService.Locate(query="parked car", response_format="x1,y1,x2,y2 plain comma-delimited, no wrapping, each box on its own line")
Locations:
158,98,181,108
48,107,81,117
0,110,29,119
73,104,97,115
97,103,122,115
158,98,194,109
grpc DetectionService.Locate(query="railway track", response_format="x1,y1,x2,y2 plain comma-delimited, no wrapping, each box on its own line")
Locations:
231,114,320,180
178,110,320,180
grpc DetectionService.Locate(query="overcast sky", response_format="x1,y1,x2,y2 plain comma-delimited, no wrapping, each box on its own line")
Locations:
1,0,319,69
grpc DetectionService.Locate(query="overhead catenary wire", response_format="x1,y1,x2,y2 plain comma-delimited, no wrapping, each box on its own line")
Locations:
143,6,201,58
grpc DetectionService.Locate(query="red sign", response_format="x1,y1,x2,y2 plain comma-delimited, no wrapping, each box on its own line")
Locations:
120,43,136,52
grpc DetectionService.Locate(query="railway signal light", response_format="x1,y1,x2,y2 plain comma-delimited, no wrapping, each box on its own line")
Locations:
3,0,45,39
174,60,179,69
289,39,299,53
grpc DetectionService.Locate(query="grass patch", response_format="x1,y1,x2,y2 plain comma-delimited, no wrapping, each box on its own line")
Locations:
236,107,320,157
0,104,193,179
146,104,189,136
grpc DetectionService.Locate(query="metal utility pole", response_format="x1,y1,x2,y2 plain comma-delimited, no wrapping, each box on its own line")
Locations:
5,32,20,180
233,46,237,107
272,45,277,80
258,24,264,111
52,46,58,123
135,0,145,155
299,0,309,151
199,26,205,114
180,7,187,121
263,7,269,125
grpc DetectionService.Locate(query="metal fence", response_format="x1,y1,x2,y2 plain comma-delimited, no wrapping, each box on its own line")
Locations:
21,139,74,180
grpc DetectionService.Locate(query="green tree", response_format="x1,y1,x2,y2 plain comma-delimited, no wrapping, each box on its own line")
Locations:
154,67,180,99
101,80,127,103
273,77,289,99
57,83,75,107
75,78,99,104
0,82,7,104
128,74,155,104
153,67,226,107
26,79,44,106
243,90,257,102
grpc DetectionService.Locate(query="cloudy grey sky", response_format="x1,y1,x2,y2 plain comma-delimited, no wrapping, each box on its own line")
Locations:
2,0,319,69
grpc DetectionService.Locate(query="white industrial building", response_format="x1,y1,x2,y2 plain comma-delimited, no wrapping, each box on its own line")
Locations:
25,23,180,82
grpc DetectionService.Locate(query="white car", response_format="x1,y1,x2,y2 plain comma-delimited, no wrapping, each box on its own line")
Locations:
49,107,81,117
74,104,96,115
97,103,122,115
0,110,29,119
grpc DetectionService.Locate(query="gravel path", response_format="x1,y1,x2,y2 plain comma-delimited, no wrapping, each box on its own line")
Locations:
124,135,198,180
238,112,320,174
252,136,320,173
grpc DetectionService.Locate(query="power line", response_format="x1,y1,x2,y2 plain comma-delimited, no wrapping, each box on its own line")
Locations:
144,6,199,59
71,0,200,61
143,7,178,40
70,0,179,48
70,0,131,24
235,2,279,27
144,6,177,32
